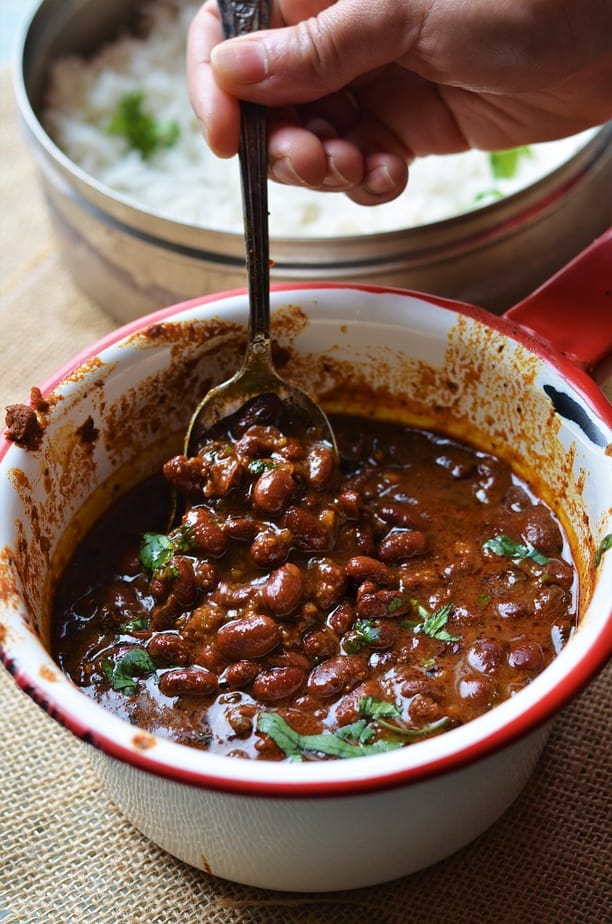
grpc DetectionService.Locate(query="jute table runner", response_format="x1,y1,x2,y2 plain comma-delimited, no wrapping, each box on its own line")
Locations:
1,67,610,924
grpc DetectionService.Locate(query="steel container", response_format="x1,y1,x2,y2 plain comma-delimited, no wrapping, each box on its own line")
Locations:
14,0,612,324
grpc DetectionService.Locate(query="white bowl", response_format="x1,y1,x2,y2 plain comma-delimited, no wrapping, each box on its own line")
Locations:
1,233,611,891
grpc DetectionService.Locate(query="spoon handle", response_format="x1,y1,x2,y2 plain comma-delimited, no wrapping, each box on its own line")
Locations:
217,0,271,346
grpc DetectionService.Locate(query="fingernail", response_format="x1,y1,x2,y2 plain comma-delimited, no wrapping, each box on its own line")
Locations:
211,38,269,85
322,156,351,189
364,164,398,196
270,156,310,187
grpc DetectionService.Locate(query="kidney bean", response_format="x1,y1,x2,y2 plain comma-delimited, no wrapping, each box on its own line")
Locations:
282,507,329,551
309,558,347,609
252,666,306,701
253,467,295,514
225,706,255,738
221,660,262,689
502,484,531,512
169,556,199,607
495,599,532,619
334,679,384,725
194,643,227,675
534,584,570,620
349,525,376,556
357,588,411,619
277,436,307,462
467,639,504,674
376,500,422,529
193,560,218,592
305,445,335,488
397,564,438,592
521,505,563,556
262,563,303,616
345,556,394,586
377,529,427,563
307,655,368,698
101,581,142,625
213,580,261,608
250,528,292,568
208,456,244,496
216,614,280,660
264,650,312,672
457,675,495,710
336,489,362,519
159,667,218,697
231,395,283,437
408,693,443,724
235,424,284,457
302,628,339,661
327,601,355,635
183,507,227,556
163,454,209,496
508,640,544,671
150,595,182,631
541,559,574,591
367,619,399,650
441,540,482,577
147,632,190,665
224,515,259,541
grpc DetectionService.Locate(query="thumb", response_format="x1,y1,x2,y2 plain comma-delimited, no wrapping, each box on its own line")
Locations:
210,0,423,104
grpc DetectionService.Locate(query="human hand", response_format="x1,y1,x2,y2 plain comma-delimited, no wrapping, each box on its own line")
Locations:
187,0,612,205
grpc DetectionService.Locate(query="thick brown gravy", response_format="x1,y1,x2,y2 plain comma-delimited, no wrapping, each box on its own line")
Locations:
53,401,577,761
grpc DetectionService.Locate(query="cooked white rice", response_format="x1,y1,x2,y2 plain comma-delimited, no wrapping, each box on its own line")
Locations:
43,0,595,238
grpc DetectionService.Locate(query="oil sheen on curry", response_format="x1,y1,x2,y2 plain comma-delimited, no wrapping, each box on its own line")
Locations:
53,397,578,761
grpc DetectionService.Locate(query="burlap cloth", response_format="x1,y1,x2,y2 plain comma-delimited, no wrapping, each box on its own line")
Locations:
1,65,610,924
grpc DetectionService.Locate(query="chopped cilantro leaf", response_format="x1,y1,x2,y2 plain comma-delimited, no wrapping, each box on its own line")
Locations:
595,533,612,567
248,458,279,476
120,616,149,634
410,601,460,642
257,713,403,761
359,696,401,720
488,146,533,180
107,91,180,159
483,534,549,566
103,648,156,694
344,619,381,653
139,532,175,574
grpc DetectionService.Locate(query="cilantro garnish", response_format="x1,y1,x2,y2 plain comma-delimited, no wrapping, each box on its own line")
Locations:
102,648,157,694
488,146,533,180
248,458,279,476
139,527,193,574
120,616,149,634
258,696,450,761
139,532,175,574
257,712,403,761
343,619,381,653
483,534,550,566
107,91,180,159
595,533,612,567
407,601,460,642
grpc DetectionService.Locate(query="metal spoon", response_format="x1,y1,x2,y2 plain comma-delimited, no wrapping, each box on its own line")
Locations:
182,0,338,462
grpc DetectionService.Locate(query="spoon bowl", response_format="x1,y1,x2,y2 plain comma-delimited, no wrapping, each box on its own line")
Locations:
183,0,338,463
